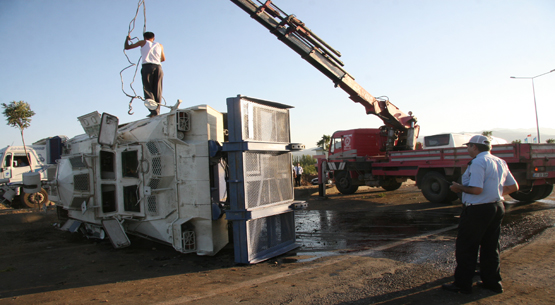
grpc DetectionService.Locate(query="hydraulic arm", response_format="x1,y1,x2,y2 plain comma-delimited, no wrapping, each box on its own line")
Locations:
230,0,419,150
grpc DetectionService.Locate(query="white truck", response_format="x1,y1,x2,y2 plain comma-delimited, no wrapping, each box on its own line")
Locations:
48,96,305,264
0,137,65,208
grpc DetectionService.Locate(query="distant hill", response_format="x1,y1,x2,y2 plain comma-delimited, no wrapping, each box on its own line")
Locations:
292,147,322,158
452,128,555,143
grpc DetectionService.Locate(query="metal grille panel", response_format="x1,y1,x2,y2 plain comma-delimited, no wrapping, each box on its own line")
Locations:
177,111,191,131
146,195,157,215
70,196,89,209
245,152,293,209
152,157,162,176
69,156,86,169
182,231,196,251
241,101,290,143
146,141,159,155
149,178,160,189
247,212,295,256
73,174,90,191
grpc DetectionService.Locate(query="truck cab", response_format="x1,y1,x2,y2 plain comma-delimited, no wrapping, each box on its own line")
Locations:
0,137,65,207
1,146,40,183
329,128,391,160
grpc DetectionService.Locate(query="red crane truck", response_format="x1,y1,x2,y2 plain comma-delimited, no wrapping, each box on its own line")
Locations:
231,0,555,202
326,131,555,202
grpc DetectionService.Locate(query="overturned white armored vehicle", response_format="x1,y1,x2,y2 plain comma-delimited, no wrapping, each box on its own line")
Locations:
49,96,305,264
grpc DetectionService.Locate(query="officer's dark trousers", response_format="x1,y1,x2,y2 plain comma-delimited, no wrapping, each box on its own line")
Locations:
454,201,505,289
141,63,164,116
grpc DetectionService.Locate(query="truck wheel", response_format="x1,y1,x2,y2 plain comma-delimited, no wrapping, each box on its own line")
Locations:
421,172,452,203
22,188,50,208
510,185,550,202
537,184,553,200
381,180,403,191
335,171,358,195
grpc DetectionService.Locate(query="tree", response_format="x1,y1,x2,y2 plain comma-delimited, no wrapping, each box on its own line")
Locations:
316,135,331,151
2,101,36,171
546,139,555,144
292,154,317,175
482,131,493,137
512,139,522,144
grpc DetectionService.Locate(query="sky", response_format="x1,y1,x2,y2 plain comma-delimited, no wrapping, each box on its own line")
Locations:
1,0,554,149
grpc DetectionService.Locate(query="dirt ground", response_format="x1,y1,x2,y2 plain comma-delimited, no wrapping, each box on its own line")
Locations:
1,184,554,304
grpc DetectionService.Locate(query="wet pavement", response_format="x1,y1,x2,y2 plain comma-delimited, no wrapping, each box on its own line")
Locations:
292,190,555,269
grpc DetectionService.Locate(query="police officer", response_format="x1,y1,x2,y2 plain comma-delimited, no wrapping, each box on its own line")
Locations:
442,135,519,294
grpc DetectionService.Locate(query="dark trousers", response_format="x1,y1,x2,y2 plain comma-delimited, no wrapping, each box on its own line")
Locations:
295,175,301,187
454,201,505,289
141,64,164,115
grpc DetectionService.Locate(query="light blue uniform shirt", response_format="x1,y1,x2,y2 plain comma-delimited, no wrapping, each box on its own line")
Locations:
461,151,517,205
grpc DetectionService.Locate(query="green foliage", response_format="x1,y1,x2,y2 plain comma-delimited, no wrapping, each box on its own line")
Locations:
482,131,493,137
546,139,555,144
2,101,35,131
316,135,331,151
292,154,317,175
2,101,35,172
512,139,522,144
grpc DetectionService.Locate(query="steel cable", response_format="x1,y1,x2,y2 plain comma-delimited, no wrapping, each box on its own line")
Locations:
120,0,166,115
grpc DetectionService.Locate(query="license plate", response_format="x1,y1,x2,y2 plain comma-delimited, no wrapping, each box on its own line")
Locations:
533,172,548,178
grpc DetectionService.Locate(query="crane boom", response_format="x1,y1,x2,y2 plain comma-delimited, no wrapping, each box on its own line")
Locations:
230,0,419,148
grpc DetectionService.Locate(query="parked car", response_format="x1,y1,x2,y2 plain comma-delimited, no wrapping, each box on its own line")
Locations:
311,177,332,185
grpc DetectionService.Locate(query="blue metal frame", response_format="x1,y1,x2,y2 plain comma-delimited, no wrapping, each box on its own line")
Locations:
223,95,303,264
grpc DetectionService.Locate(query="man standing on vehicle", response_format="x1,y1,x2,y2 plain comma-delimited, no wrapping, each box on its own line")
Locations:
124,32,166,117
443,135,518,294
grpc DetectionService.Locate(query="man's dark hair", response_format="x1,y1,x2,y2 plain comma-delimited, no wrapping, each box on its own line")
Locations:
143,32,155,40
471,143,491,152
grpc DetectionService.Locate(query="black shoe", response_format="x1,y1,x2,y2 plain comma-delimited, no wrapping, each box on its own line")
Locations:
442,283,472,294
477,281,503,293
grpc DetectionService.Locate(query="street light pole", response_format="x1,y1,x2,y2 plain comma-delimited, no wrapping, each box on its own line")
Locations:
511,69,555,144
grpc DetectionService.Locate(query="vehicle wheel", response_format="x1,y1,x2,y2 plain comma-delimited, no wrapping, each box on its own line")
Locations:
537,184,553,200
381,180,403,191
510,185,550,202
421,172,452,203
22,188,50,208
335,171,359,195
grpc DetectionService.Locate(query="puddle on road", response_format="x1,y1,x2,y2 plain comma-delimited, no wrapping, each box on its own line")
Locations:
290,199,555,266
294,208,459,253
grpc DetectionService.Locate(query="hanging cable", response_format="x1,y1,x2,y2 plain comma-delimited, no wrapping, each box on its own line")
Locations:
120,0,147,115
120,0,167,115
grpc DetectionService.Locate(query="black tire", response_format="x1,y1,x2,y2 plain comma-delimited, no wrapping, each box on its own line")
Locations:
381,180,403,191
335,171,359,195
538,184,553,200
421,172,453,203
510,185,551,202
21,188,50,208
